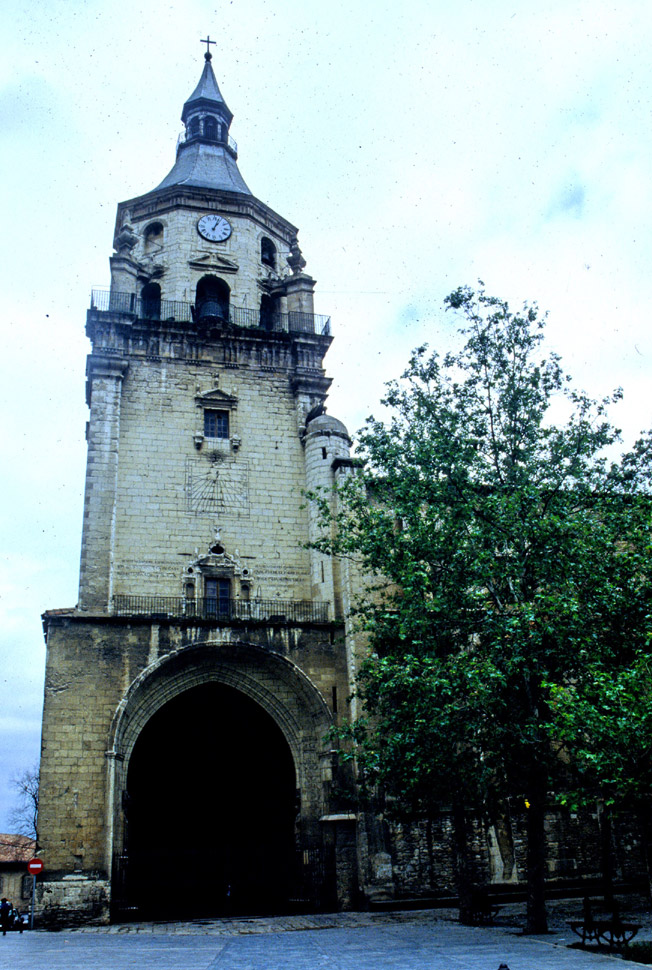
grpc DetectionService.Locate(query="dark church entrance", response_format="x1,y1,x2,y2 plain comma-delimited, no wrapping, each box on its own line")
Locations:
122,682,298,920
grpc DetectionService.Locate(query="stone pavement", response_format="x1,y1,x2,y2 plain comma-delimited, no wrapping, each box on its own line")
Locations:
0,904,649,970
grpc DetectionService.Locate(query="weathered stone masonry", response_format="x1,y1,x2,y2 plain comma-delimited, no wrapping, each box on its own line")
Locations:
39,50,362,924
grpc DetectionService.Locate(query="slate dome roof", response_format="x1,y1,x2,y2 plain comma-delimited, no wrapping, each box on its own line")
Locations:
306,413,351,438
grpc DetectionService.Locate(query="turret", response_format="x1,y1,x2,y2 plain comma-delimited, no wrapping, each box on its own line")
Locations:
304,412,352,615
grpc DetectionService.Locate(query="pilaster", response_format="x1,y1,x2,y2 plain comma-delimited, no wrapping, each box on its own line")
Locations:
78,354,129,611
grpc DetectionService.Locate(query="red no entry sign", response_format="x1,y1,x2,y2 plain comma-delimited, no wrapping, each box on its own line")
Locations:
27,858,44,875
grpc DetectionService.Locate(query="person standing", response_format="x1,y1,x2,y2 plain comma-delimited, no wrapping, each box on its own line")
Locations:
0,898,11,937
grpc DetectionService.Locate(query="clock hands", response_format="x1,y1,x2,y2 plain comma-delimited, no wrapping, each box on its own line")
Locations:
197,213,232,241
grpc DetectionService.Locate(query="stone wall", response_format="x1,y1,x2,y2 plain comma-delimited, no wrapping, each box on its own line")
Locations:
78,326,336,609
37,874,110,928
384,808,648,901
38,613,350,924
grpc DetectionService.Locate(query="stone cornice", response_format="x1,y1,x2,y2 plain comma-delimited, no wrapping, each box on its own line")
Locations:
85,353,129,382
115,186,298,244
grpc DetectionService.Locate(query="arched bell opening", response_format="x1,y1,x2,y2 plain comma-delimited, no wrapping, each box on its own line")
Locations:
140,281,161,320
261,236,277,269
123,682,297,919
195,275,230,323
204,115,218,141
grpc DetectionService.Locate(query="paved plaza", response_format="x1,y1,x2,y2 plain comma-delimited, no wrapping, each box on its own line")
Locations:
0,906,649,970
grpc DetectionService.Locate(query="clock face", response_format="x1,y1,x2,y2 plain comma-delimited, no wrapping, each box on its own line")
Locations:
197,214,232,242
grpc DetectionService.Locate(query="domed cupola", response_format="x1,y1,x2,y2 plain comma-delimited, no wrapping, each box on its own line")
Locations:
155,39,251,195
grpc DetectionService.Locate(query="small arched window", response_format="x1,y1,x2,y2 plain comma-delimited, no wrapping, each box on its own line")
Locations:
204,116,218,141
188,117,200,139
141,281,161,320
144,222,164,250
261,237,277,268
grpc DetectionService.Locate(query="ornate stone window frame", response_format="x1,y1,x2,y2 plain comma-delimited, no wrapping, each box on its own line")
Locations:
194,387,239,452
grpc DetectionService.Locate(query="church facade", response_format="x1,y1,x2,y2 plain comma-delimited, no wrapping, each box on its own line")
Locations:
38,48,644,926
38,48,374,924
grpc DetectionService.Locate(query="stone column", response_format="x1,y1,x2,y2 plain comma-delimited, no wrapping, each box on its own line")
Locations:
78,353,129,611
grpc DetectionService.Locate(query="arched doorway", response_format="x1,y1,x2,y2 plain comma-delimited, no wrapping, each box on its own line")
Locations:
124,682,297,919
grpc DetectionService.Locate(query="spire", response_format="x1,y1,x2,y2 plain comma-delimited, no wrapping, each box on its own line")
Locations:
181,49,233,130
155,41,250,196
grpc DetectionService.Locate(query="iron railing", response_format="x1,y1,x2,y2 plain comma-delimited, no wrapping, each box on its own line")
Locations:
89,289,331,336
176,129,238,155
112,595,330,623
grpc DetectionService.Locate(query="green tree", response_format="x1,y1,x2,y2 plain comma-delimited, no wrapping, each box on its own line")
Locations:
550,647,652,900
310,284,652,932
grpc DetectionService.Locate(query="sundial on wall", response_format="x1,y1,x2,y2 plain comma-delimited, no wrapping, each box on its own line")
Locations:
185,456,250,515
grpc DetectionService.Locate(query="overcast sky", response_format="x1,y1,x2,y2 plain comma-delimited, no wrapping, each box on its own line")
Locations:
1,0,651,830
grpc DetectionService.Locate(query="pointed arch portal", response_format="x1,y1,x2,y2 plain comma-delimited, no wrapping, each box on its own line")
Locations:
124,682,297,919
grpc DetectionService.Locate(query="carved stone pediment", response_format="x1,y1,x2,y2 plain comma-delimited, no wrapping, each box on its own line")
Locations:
182,531,252,584
194,550,242,574
195,387,238,409
188,252,239,274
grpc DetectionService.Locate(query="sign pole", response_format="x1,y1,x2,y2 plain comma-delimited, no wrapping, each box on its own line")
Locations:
30,875,36,930
26,858,44,930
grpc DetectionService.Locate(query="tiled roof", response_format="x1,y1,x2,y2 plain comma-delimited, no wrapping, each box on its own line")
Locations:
0,835,36,864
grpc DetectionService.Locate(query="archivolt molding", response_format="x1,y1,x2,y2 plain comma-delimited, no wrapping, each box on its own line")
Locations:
108,639,332,769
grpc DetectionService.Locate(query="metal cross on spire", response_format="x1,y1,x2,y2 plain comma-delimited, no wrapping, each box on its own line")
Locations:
200,35,216,59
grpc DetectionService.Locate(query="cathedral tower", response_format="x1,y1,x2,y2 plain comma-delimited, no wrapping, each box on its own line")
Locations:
39,44,360,924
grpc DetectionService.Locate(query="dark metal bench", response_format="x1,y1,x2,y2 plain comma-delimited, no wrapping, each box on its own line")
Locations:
568,919,640,948
568,898,640,949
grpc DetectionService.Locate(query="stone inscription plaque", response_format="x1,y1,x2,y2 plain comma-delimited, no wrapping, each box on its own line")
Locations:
255,566,307,583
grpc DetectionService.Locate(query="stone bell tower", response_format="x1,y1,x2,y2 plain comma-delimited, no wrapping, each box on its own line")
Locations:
38,41,362,926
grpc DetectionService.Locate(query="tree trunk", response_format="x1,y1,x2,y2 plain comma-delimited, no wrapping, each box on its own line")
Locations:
452,798,475,925
525,769,548,933
636,798,652,906
597,798,614,908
